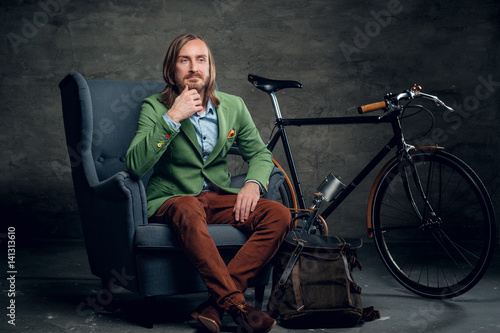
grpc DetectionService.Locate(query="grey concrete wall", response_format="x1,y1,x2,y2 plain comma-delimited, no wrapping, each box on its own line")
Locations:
1,0,499,241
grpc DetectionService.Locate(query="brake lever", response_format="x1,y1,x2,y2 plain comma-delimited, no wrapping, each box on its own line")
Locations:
419,92,454,112
377,101,402,120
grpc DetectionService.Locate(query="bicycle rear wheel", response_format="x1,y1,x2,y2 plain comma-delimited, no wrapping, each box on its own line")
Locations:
271,159,328,235
370,148,496,298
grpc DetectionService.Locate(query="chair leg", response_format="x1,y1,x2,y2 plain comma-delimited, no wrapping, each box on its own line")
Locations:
254,285,265,310
141,296,156,329
99,278,114,311
101,278,155,328
101,278,109,291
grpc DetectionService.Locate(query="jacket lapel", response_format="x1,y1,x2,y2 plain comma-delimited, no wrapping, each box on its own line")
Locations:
180,118,202,157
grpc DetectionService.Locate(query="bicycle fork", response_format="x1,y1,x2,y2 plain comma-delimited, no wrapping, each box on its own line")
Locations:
400,151,442,231
400,151,477,269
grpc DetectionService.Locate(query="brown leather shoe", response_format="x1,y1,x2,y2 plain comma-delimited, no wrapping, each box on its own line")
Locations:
191,298,224,333
226,299,276,333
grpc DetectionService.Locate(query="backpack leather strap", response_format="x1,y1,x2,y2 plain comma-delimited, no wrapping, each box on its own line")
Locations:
291,263,305,312
278,238,305,285
278,231,306,285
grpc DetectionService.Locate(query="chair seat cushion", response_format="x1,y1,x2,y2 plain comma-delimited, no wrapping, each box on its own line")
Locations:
135,223,250,250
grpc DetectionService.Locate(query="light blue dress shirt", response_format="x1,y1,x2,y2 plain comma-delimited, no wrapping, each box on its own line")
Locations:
163,99,218,161
188,100,219,163
163,99,261,192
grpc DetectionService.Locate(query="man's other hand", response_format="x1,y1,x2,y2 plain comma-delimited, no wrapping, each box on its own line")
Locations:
234,182,260,222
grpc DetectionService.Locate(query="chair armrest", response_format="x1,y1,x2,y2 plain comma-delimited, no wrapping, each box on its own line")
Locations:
263,167,284,201
81,170,148,289
91,171,137,200
231,167,284,201
89,170,149,227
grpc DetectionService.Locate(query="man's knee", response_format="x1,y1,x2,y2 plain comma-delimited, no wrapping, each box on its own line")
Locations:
167,196,206,228
264,201,292,232
277,203,293,231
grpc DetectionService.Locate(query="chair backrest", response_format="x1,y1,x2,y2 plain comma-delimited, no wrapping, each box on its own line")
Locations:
59,72,164,188
60,73,283,202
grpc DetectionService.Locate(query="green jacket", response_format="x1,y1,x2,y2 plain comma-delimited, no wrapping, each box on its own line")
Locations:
126,91,274,217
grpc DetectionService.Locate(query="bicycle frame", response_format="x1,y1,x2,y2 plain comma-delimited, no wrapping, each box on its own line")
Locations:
251,79,496,299
264,91,408,220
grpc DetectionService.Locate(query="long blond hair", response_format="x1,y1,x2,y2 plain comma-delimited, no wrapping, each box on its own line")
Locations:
159,34,220,108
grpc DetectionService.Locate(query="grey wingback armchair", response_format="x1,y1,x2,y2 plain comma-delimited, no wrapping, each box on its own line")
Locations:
59,72,284,328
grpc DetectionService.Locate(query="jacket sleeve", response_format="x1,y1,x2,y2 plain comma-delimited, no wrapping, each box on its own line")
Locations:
234,97,274,193
126,97,179,179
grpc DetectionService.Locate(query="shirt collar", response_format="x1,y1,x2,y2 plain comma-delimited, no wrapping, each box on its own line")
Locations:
192,99,215,119
206,99,215,115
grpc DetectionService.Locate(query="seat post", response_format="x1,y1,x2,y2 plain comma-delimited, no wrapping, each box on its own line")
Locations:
268,92,283,120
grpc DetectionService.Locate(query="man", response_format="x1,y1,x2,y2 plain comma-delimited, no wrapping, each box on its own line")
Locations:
126,34,290,333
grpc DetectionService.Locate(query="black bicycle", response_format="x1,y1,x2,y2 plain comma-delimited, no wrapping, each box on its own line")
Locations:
229,74,496,299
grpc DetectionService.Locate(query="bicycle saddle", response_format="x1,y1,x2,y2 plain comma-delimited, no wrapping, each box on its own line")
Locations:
248,74,303,93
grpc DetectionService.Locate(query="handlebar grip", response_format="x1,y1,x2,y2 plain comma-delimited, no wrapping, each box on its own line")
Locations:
358,101,387,114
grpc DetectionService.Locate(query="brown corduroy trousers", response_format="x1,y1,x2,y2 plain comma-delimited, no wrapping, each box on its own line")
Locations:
150,191,291,310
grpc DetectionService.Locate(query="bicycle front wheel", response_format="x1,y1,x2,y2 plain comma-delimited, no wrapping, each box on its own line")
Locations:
370,148,496,298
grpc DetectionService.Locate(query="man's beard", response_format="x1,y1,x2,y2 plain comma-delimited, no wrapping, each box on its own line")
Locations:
177,74,208,92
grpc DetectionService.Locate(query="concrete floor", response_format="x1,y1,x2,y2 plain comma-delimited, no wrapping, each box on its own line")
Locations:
1,238,499,333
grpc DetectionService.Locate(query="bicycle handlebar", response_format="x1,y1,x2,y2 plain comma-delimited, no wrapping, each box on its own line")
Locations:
358,84,454,114
358,101,387,114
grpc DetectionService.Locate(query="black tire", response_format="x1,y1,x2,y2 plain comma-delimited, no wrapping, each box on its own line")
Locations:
370,149,496,298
